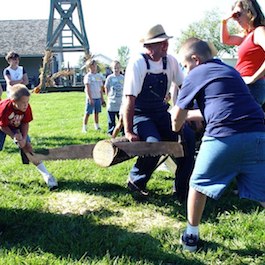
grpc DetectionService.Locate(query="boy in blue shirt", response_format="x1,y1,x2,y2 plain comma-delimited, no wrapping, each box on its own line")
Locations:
171,37,265,252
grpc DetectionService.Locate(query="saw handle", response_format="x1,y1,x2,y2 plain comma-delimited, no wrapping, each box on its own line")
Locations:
13,129,31,164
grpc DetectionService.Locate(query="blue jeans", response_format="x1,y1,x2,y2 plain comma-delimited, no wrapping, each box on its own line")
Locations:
0,130,7,151
173,122,196,198
0,129,30,151
248,79,265,106
129,111,195,191
107,111,119,134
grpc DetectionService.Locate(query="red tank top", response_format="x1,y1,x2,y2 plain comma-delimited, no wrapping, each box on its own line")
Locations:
235,28,265,78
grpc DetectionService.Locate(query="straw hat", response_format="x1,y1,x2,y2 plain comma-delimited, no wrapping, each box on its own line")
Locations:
140,24,172,44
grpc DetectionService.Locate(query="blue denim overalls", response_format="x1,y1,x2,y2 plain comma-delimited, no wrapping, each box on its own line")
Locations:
129,54,178,187
129,54,196,197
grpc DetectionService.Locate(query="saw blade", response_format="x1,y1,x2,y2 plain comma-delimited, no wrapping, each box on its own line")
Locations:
113,141,184,157
34,144,96,161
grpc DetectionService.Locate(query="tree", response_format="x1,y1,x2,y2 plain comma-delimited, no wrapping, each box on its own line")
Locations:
174,9,239,57
117,46,130,70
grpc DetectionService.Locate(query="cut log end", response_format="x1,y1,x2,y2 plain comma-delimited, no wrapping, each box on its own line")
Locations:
92,140,131,167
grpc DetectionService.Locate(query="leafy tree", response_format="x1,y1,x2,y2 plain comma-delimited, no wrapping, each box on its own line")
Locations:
117,46,130,70
174,9,239,57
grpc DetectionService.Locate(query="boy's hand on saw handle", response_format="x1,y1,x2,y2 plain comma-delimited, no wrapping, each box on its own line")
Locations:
13,129,40,165
14,131,26,149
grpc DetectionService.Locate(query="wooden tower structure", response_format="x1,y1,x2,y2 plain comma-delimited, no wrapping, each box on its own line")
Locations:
46,0,89,53
39,0,90,92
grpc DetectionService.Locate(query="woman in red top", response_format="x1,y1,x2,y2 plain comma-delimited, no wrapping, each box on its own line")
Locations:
221,0,265,106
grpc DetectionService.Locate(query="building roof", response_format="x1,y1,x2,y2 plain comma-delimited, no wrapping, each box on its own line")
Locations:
93,53,113,65
0,19,49,57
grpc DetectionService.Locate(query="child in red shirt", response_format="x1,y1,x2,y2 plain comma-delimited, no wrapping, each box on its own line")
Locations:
0,84,58,190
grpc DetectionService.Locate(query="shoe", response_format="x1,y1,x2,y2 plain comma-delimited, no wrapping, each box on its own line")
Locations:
46,174,58,191
172,191,187,203
127,180,149,197
180,229,199,252
82,129,87,133
95,127,101,131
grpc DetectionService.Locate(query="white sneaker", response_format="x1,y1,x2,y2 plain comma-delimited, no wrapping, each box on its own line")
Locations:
82,127,87,133
45,174,58,190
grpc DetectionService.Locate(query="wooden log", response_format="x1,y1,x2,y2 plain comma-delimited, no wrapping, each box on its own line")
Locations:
93,138,184,168
92,139,131,167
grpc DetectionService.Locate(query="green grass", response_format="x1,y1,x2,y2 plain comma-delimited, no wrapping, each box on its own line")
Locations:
0,92,264,265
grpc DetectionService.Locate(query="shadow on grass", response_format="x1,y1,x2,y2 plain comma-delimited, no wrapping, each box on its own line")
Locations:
0,208,203,265
196,239,264,258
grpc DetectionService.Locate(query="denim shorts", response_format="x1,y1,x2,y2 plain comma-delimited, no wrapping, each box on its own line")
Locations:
84,98,102,115
190,132,265,202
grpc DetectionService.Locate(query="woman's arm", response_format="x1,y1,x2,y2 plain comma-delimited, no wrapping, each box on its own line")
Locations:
220,18,244,46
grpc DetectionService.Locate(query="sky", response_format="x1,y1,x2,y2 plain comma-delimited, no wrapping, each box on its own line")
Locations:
1,0,265,66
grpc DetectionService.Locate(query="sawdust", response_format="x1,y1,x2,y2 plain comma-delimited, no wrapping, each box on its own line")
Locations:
46,191,181,233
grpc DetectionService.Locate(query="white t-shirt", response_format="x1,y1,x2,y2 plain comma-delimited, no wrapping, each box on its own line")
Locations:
83,72,103,99
123,53,184,97
3,66,25,97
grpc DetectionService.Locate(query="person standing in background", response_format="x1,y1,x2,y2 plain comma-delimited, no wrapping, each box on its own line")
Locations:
221,0,265,106
104,60,124,136
3,51,29,98
82,59,105,132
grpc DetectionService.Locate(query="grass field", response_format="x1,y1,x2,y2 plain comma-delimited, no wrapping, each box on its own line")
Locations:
0,92,264,265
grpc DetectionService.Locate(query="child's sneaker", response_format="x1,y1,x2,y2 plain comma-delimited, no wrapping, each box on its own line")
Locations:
180,229,199,252
46,174,58,190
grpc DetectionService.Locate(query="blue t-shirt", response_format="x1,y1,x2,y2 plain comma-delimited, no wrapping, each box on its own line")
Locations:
177,59,265,137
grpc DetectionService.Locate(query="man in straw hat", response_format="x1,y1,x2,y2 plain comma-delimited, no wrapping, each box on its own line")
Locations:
122,24,196,199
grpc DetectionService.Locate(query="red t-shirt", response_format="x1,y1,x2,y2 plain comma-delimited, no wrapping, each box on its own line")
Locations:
236,28,265,78
0,99,33,129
